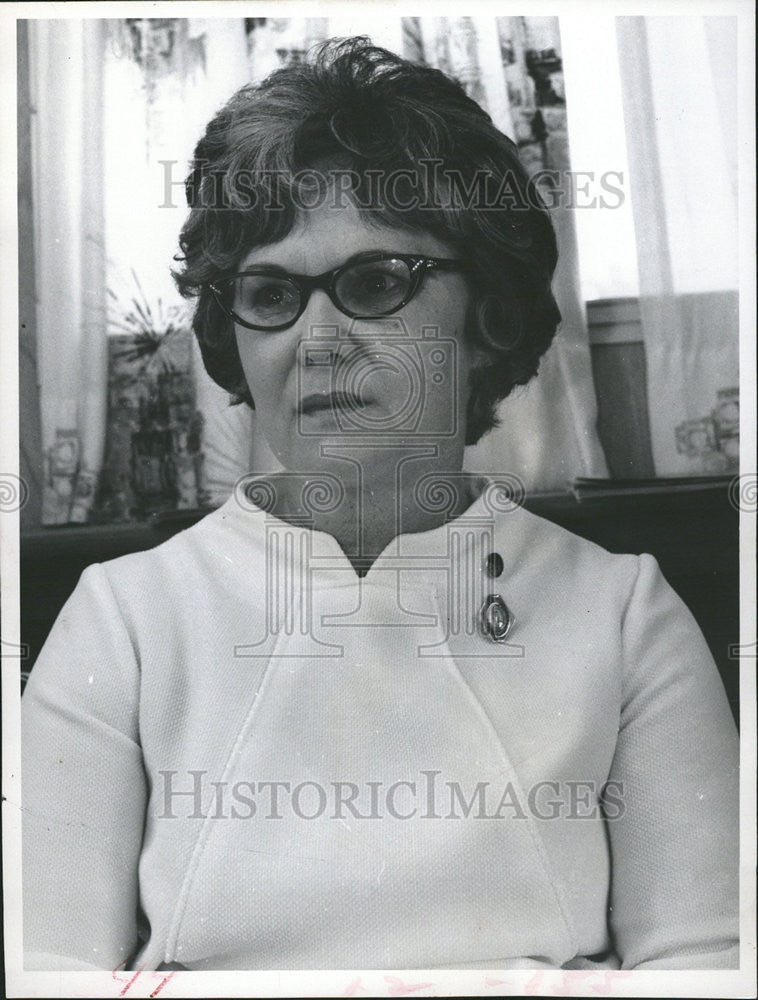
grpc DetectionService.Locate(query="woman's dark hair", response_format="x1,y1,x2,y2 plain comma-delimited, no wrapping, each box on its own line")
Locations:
173,36,561,445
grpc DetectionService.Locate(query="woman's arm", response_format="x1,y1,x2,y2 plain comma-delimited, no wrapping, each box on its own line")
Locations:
606,553,739,969
22,563,147,971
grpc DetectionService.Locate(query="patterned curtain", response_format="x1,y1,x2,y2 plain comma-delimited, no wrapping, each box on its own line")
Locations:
95,18,253,519
412,16,608,488
616,17,739,476
29,21,108,524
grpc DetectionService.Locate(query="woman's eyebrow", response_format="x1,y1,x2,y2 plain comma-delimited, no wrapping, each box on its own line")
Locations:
236,261,293,276
237,248,410,275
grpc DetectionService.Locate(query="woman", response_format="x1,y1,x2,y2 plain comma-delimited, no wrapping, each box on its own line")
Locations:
22,38,738,972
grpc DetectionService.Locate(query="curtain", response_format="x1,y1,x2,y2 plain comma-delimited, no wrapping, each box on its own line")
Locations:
616,16,739,476
101,18,255,514
29,20,108,523
438,16,609,488
18,20,43,531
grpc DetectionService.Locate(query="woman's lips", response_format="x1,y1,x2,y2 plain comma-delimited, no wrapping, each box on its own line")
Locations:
298,391,368,415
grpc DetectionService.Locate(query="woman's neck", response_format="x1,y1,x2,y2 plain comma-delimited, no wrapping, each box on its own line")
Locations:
251,463,480,577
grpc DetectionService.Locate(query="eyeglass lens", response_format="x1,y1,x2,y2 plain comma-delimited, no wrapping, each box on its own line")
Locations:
231,258,414,327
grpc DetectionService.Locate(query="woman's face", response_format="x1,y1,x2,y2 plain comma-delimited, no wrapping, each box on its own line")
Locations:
233,200,476,476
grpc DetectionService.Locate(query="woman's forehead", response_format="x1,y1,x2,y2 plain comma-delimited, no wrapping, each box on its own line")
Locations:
238,202,453,273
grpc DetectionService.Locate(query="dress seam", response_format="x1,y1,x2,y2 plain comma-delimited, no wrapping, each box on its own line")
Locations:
440,614,579,959
162,627,286,963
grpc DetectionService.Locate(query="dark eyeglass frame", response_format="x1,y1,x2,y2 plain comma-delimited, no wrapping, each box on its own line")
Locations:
207,251,472,332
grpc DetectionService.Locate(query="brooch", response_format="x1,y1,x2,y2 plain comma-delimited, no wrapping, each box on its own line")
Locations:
480,593,515,642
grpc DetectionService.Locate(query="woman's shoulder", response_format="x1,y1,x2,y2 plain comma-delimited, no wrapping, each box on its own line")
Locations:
490,499,643,591
95,496,265,590
464,478,639,572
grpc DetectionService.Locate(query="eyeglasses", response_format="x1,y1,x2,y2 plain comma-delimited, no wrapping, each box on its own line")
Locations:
208,251,471,332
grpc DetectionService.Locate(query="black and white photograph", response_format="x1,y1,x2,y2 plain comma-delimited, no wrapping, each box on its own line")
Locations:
1,1,755,997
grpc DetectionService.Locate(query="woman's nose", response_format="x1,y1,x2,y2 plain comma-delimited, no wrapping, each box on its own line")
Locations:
297,287,346,336
294,289,349,376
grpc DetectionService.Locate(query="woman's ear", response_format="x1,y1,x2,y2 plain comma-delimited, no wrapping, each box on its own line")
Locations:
465,345,490,375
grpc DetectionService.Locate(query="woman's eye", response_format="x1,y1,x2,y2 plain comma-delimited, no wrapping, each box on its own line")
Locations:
254,284,293,308
360,271,401,293
343,265,410,306
236,278,299,317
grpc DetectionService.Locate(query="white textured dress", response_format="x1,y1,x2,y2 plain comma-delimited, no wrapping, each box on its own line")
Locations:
22,482,739,971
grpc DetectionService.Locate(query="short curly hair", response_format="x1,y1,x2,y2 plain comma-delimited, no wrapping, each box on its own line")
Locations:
173,36,561,446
